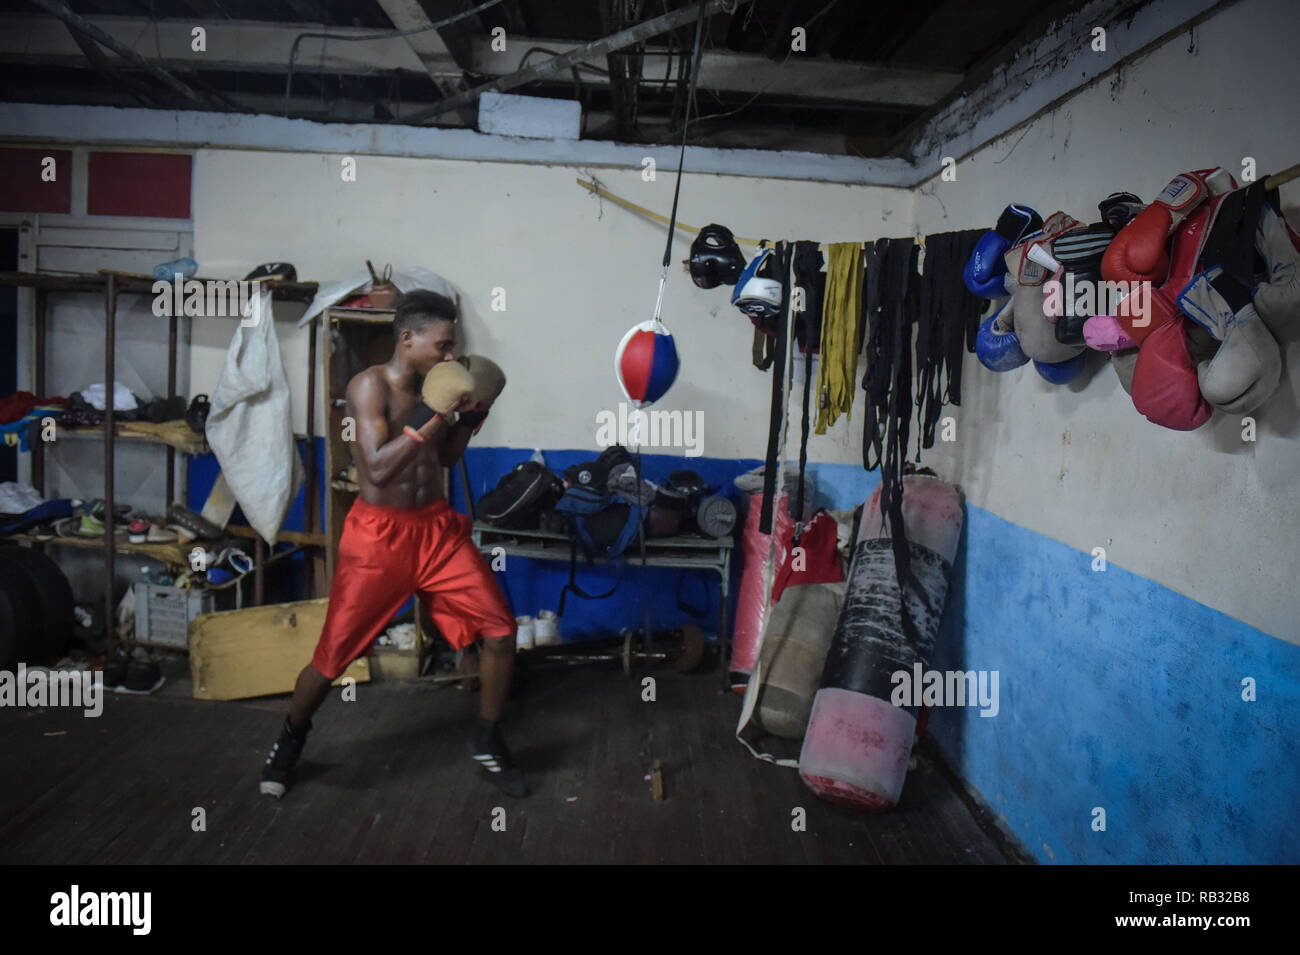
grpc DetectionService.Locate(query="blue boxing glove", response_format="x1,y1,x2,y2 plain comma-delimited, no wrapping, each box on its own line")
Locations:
975,299,1030,372
964,204,1045,299
1033,353,1087,385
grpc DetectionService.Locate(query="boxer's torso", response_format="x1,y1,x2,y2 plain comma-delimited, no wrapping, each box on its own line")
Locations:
349,365,446,509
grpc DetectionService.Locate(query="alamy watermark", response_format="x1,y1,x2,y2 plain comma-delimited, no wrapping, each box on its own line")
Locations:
50,885,151,935
151,276,266,327
0,664,103,717
891,664,999,717
595,401,703,457
1042,274,1152,325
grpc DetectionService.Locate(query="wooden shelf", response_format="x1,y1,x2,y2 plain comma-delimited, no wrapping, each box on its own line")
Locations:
58,420,209,455
225,525,328,548
11,532,190,566
0,270,319,303
327,306,396,323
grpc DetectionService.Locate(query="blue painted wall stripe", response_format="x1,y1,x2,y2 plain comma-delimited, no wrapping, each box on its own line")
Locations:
928,503,1300,865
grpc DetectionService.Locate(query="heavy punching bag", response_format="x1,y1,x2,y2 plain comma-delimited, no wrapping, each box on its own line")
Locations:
730,485,809,693
754,580,845,739
799,474,963,810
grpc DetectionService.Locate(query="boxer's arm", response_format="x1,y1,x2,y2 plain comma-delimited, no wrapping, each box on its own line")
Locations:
348,373,449,488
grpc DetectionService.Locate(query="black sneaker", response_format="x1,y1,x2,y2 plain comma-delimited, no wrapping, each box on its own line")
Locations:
469,721,530,798
260,717,310,798
102,652,128,688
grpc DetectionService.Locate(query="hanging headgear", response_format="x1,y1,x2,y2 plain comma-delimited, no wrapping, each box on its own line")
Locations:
731,248,784,322
689,224,746,289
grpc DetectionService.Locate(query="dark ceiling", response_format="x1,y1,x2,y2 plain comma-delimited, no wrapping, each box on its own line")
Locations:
0,0,1099,157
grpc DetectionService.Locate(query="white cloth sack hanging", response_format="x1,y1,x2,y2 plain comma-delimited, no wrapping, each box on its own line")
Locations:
205,289,302,544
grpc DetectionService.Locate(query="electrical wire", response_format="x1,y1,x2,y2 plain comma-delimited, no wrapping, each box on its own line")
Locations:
283,0,508,117
692,0,841,125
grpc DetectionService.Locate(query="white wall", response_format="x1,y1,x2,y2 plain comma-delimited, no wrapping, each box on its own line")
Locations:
191,152,911,464
183,0,1298,641
910,0,1300,642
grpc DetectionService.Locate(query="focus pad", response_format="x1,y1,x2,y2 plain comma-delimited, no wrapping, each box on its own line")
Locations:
457,354,507,408
421,360,475,414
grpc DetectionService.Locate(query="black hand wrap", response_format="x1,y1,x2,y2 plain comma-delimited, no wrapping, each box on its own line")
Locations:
457,409,489,432
407,402,436,431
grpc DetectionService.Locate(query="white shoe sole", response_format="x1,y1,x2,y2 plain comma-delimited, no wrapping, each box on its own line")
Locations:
259,780,286,798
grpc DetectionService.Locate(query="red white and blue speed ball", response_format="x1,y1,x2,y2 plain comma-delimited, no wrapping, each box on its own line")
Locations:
615,318,679,408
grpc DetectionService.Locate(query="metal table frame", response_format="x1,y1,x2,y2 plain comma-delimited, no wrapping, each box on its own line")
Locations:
471,521,733,682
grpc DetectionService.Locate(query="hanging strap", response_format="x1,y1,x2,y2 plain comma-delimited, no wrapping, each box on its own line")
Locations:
758,241,792,535
557,538,623,617
735,245,800,769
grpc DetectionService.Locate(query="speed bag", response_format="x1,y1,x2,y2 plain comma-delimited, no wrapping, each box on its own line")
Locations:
798,475,963,810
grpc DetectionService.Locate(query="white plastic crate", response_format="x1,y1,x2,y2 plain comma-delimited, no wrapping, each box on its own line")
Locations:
134,583,214,650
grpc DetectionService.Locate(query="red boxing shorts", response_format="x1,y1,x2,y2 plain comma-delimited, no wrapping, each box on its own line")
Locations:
311,498,516,680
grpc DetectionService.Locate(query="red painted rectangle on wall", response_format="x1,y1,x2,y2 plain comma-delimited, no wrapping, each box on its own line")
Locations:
0,148,73,213
88,152,192,219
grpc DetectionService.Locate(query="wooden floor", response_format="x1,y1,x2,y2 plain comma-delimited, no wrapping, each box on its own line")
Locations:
0,658,1026,864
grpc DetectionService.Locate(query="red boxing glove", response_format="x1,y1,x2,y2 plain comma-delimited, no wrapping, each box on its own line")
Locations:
1103,168,1232,287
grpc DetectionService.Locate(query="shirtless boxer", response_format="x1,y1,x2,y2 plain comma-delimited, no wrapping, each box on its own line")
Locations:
259,289,527,799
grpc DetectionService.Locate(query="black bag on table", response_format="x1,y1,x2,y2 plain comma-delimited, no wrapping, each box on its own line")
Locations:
477,461,564,530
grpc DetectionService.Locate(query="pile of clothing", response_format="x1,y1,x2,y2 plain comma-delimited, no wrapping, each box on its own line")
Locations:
0,386,211,451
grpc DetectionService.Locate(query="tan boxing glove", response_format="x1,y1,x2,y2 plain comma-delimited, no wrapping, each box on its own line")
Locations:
405,360,474,440
456,355,506,433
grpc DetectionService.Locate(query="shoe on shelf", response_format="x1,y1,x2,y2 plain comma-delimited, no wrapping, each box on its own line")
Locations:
78,512,128,538
145,524,178,543
87,500,132,522
30,523,56,542
260,717,311,799
128,519,149,543
166,503,222,541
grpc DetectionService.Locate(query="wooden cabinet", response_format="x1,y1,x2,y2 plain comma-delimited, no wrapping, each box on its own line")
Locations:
323,306,396,579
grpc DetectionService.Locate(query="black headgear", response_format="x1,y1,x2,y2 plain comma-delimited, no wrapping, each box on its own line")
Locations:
1098,192,1144,231
689,224,745,289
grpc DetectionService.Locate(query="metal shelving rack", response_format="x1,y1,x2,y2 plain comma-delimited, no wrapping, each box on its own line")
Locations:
0,269,323,633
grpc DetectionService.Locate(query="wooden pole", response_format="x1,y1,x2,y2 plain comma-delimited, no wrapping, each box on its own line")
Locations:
104,274,117,640
1264,162,1300,190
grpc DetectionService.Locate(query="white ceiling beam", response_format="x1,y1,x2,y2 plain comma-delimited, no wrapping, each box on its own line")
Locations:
0,102,919,187
372,0,455,74
465,37,962,108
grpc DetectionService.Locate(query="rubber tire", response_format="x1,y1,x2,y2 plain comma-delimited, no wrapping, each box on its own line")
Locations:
0,562,43,669
0,546,75,662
